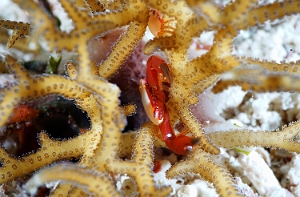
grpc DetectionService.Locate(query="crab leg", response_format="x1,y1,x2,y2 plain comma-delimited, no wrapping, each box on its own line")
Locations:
158,106,199,155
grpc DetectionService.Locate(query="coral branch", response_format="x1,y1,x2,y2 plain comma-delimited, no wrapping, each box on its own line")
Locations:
212,66,300,93
2,0,300,196
84,0,105,13
221,0,257,26
99,20,148,78
243,57,300,75
167,150,242,197
106,122,172,196
237,0,300,31
0,20,30,48
144,0,194,25
0,55,91,126
208,121,300,153
185,0,221,23
25,162,118,196
0,131,94,183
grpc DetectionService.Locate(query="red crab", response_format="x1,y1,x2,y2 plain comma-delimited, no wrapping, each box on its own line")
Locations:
139,55,199,155
8,104,39,125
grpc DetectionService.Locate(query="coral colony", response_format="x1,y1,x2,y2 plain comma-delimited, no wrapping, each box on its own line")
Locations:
1,0,300,196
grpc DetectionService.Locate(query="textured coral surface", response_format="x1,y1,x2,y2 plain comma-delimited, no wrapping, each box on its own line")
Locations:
1,0,300,196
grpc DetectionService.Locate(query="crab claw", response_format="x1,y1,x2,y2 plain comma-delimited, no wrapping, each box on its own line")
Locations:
139,79,164,125
166,135,200,155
